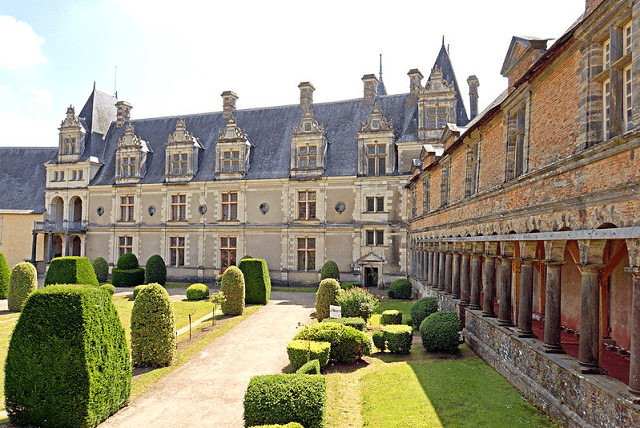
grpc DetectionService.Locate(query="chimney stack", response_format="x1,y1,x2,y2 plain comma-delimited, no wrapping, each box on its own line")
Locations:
221,91,238,119
407,69,424,103
362,74,379,106
115,101,132,128
298,82,315,111
467,75,480,120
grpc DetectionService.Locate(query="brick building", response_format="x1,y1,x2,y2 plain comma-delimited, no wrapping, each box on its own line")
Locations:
408,0,640,426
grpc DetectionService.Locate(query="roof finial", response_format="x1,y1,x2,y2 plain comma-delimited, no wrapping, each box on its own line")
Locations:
379,53,383,81
93,81,96,91
442,35,445,46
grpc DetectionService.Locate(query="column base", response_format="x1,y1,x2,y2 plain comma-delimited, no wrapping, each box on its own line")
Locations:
543,344,565,354
628,387,640,403
468,304,482,311
517,329,536,338
577,364,607,375
498,318,513,326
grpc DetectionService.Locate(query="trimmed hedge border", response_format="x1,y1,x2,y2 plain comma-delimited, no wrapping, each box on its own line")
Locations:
44,256,99,287
238,258,271,305
321,316,366,331
381,309,402,325
112,267,145,288
287,339,331,371
383,324,413,355
296,359,321,375
293,322,371,364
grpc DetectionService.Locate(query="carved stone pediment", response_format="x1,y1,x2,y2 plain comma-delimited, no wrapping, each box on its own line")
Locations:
168,119,202,148
425,66,455,93
360,104,393,132
292,109,325,135
118,124,148,150
218,114,248,142
59,106,82,129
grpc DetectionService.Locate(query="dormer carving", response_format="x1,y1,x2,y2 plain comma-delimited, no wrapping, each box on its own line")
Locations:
215,114,251,179
357,104,395,176
290,109,328,179
57,106,85,163
115,124,151,184
416,65,458,143
165,119,203,182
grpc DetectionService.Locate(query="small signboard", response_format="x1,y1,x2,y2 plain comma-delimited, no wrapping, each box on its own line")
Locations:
329,305,342,319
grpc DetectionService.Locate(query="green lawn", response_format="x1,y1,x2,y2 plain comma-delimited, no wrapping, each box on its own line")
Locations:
369,299,413,328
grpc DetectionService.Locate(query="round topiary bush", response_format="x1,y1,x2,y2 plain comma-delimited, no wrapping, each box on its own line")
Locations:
315,278,341,322
320,260,340,281
410,297,439,330
388,278,413,299
381,309,402,325
383,324,413,355
0,252,10,299
101,283,116,296
419,310,461,354
112,253,145,288
372,330,386,351
131,283,176,367
92,257,109,282
186,283,210,300
5,285,130,427
220,266,245,316
7,262,37,312
145,254,166,286
117,252,139,270
44,256,99,287
133,284,149,299
292,322,372,364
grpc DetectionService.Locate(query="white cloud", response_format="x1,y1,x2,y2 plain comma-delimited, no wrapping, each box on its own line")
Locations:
0,16,45,70
0,112,57,147
22,87,53,107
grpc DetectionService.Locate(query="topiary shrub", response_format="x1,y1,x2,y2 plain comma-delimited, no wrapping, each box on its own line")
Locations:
221,266,245,316
320,260,340,281
253,423,305,428
321,317,366,331
372,331,386,352
117,252,139,270
388,278,412,299
241,255,253,260
0,252,10,299
145,254,167,286
296,359,321,375
238,258,271,305
341,281,361,290
112,253,145,288
92,257,109,283
315,278,341,322
7,262,37,312
133,284,149,299
244,374,326,428
101,283,116,296
5,285,130,427
44,256,99,287
381,309,403,325
131,283,176,367
293,322,371,364
287,339,331,371
420,310,461,354
335,287,380,322
410,297,439,330
186,283,209,300
406,317,413,327
383,325,413,355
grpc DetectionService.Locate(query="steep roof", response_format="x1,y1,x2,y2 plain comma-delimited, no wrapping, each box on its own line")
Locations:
430,44,469,126
78,87,117,137
0,147,57,213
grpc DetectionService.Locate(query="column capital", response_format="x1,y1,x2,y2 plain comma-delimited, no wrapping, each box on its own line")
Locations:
577,263,605,272
542,260,565,267
624,266,640,276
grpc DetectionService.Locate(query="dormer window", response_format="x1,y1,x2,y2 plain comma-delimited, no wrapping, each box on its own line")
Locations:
367,143,386,176
122,156,136,177
165,119,202,183
115,124,150,184
215,115,251,179
358,104,395,177
298,145,317,169
57,106,85,163
64,138,76,154
290,109,327,179
171,153,188,175
222,150,240,173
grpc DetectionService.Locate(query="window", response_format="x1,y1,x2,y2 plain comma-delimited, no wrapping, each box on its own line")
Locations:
64,138,76,155
298,191,316,220
222,192,238,220
53,171,65,182
78,170,83,180
411,185,417,218
222,150,240,173
366,230,384,246
366,143,386,176
505,106,527,180
603,78,611,139
220,237,237,273
366,196,384,213
170,236,185,267
171,153,188,175
118,236,132,257
624,22,633,55
298,145,317,169
603,39,611,69
297,237,316,271
465,142,480,197
120,196,134,221
171,194,186,221
122,156,136,177
71,170,83,181
624,66,632,132
426,107,447,129
422,176,430,214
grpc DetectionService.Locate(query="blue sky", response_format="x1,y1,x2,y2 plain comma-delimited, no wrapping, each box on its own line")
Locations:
1,0,585,147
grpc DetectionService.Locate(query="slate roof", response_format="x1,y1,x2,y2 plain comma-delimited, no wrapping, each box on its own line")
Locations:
430,44,469,127
0,147,57,213
91,93,418,185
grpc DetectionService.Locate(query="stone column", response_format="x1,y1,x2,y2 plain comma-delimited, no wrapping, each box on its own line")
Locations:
421,249,427,280
452,252,461,299
438,250,446,291
482,256,496,317
31,232,38,263
47,232,53,263
427,250,434,286
498,257,513,326
579,264,603,369
432,249,440,289
469,254,482,309
517,259,536,337
544,262,565,353
444,251,453,294
460,253,470,304
410,249,416,277
627,267,640,395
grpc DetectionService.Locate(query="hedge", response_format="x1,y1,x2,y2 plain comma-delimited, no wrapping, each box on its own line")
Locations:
341,281,361,290
388,278,412,299
296,359,321,375
112,267,146,288
420,310,461,354
320,260,340,281
383,325,413,355
252,424,305,428
0,252,10,299
145,254,167,286
372,331,386,351
5,285,131,427
315,278,340,322
381,309,402,325
287,339,331,371
117,252,139,270
238,258,271,305
7,262,37,312
410,297,439,330
244,374,326,428
321,317,366,331
44,256,99,287
293,322,371,364
101,283,116,296
221,266,245,316
133,284,149,299
186,283,210,300
92,257,109,282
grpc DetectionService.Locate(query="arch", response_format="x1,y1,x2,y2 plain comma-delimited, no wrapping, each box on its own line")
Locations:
50,197,64,222
70,196,83,223
71,235,82,257
52,235,63,259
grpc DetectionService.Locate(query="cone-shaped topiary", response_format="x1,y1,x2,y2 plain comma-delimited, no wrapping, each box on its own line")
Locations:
410,297,439,330
131,283,176,367
92,257,109,282
220,266,245,316
44,256,99,287
419,310,461,354
315,278,341,322
7,262,37,312
0,252,10,299
5,285,131,427
320,260,340,281
145,254,166,286
238,258,271,305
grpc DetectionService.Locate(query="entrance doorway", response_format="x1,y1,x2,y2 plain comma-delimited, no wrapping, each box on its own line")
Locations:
364,267,378,288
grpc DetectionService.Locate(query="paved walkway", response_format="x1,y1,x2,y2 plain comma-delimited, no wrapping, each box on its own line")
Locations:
99,291,316,428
